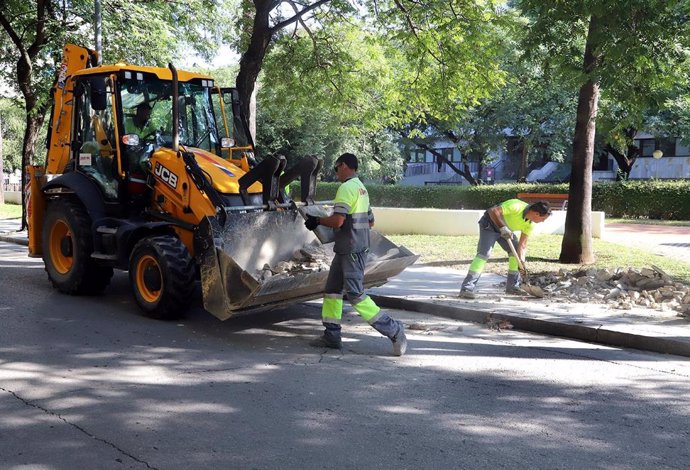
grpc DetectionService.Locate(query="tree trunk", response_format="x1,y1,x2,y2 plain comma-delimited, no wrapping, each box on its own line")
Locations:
20,110,44,230
606,143,638,181
236,0,275,124
559,17,600,264
518,140,529,182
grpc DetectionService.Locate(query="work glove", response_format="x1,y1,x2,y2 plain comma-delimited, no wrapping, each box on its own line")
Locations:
499,225,513,240
304,215,320,231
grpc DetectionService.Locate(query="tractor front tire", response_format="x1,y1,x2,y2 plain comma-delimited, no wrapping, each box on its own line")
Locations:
129,235,195,320
42,199,113,295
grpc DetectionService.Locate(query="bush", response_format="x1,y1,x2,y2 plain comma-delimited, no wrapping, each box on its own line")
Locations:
592,180,690,220
291,180,690,220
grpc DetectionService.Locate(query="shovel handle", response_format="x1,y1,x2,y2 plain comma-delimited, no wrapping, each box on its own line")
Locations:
506,238,527,275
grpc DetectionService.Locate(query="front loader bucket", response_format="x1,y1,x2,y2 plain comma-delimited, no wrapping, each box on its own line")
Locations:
195,209,418,320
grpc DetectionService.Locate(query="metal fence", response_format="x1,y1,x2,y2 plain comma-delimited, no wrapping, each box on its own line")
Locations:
2,183,22,192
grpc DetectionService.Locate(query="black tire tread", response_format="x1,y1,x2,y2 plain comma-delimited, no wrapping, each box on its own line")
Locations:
129,235,195,320
42,199,113,295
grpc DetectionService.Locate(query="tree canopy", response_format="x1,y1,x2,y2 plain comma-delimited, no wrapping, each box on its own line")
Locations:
1,1,689,259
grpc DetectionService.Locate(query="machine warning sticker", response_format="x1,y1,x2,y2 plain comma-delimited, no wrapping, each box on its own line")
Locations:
154,162,178,189
79,153,92,166
57,63,68,90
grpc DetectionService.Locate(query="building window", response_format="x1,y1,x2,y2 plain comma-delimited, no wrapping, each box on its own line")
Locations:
409,149,426,163
437,147,460,162
637,138,676,158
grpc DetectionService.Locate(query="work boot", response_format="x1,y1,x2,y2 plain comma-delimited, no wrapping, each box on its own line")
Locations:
505,286,528,296
309,334,342,349
310,322,342,349
392,325,407,357
460,271,482,293
459,289,476,299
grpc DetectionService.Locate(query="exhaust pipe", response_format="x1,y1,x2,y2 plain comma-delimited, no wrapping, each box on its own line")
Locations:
168,62,179,152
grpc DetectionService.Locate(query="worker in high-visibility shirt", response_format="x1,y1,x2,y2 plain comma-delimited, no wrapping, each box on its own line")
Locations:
304,153,407,356
459,199,552,299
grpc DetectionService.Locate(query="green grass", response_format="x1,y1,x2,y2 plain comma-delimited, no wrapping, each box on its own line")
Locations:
388,233,690,283
0,203,21,219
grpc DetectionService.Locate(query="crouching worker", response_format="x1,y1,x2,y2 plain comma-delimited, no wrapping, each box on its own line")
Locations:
304,153,407,356
459,199,552,299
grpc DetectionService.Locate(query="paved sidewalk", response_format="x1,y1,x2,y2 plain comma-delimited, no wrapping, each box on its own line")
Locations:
0,217,27,246
370,265,690,358
3,215,689,357
604,223,690,264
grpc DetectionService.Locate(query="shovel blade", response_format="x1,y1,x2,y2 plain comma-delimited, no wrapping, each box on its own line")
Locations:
522,283,544,298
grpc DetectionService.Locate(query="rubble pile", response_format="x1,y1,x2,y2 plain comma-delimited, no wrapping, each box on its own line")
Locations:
529,266,690,318
258,243,334,281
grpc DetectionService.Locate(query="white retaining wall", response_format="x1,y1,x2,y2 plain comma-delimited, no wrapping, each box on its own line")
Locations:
372,207,605,238
3,191,21,204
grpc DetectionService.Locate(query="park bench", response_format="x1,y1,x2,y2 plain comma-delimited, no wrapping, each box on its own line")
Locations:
517,192,569,210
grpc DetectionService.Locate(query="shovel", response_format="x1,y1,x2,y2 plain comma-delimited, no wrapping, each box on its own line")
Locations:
506,238,544,298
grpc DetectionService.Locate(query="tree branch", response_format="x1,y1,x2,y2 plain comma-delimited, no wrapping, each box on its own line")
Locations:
270,0,332,34
392,0,443,64
0,10,27,54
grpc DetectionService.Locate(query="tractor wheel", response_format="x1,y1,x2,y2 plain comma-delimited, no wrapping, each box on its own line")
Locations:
42,199,113,295
129,235,195,320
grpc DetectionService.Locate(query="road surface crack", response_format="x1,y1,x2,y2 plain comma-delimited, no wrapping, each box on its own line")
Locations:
0,385,159,469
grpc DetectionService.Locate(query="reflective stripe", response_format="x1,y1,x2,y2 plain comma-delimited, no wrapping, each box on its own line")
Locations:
322,296,343,322
366,309,384,325
333,177,372,254
349,292,368,305
352,295,380,322
469,257,486,273
477,253,489,260
334,202,350,214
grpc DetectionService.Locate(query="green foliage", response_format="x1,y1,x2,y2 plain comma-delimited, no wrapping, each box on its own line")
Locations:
374,0,510,125
0,98,25,172
592,180,690,220
516,0,690,159
292,180,690,220
257,23,406,182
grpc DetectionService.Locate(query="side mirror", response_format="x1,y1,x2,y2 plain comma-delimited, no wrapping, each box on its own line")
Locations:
90,77,107,111
221,137,235,148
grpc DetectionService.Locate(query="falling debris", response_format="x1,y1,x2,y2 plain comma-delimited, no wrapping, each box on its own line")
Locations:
524,266,690,319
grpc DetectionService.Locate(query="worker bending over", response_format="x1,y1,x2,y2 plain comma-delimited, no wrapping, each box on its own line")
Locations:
459,199,551,299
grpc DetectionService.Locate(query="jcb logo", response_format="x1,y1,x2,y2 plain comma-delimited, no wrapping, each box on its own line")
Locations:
154,162,178,189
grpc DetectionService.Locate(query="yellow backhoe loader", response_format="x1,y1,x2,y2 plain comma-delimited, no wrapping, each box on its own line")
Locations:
26,44,417,321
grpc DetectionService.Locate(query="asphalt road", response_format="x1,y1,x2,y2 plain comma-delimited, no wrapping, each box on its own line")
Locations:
1,241,689,470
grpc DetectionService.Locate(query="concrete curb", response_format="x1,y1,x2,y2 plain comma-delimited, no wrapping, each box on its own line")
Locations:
370,294,690,358
0,234,28,246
